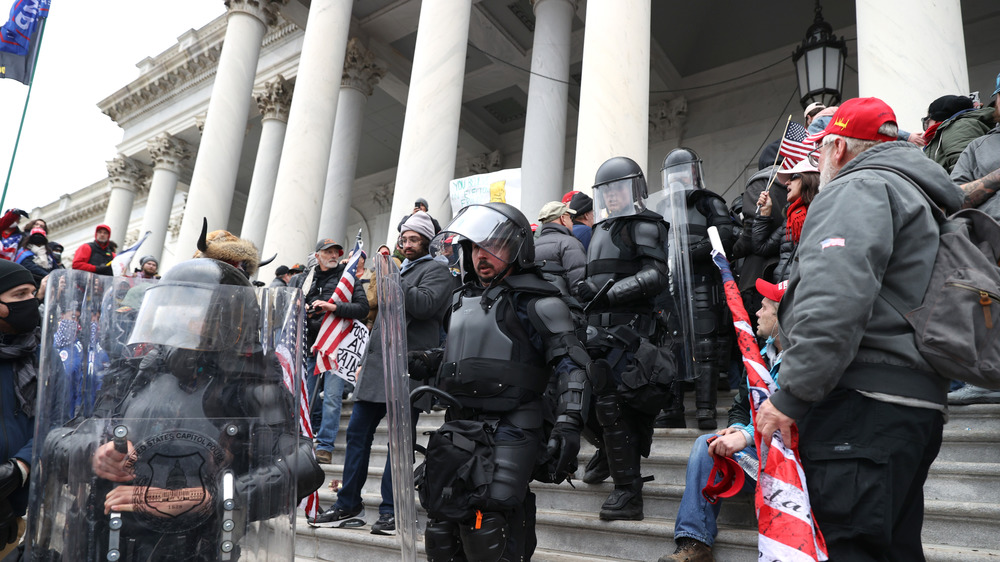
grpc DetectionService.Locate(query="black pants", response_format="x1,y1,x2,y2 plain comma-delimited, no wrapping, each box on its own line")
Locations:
797,388,944,562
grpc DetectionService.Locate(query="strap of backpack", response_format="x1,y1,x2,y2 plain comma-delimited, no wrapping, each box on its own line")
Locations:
849,164,949,317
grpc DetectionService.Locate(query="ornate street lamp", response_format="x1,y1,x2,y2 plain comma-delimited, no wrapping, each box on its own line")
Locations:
792,0,847,109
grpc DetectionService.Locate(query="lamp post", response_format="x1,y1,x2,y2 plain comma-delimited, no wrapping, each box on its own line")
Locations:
792,0,847,110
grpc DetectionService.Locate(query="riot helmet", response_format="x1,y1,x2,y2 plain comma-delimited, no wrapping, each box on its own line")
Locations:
127,258,260,353
661,147,706,193
430,202,534,283
592,156,648,223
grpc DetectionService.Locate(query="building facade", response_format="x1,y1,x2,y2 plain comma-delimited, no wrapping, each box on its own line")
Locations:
30,0,998,275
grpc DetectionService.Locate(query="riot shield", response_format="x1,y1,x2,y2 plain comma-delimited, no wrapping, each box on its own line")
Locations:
375,253,417,561
26,268,305,562
653,178,697,381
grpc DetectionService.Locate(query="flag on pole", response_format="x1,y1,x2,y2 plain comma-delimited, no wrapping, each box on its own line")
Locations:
311,232,365,376
709,236,827,561
109,231,151,277
778,121,811,170
0,0,51,84
277,334,320,518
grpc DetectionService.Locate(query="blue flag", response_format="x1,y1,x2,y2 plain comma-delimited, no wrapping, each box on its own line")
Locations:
0,0,50,85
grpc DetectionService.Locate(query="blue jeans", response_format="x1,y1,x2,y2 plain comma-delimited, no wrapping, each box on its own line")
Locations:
335,400,420,516
305,355,345,452
673,434,754,547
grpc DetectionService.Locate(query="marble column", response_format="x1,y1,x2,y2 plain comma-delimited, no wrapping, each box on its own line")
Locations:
103,155,148,244
386,0,473,245
856,0,968,132
572,0,650,195
175,0,280,258
261,0,352,275
520,0,577,222
241,76,293,249
319,38,385,245
141,134,192,262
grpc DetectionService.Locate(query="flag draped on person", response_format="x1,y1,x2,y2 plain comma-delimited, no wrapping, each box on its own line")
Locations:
311,234,365,375
778,121,811,170
110,231,151,277
276,321,319,519
710,245,828,561
0,0,51,84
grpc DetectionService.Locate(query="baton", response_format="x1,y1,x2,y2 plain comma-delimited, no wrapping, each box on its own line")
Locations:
583,279,615,315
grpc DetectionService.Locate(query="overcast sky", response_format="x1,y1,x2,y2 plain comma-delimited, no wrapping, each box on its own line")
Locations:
0,1,226,213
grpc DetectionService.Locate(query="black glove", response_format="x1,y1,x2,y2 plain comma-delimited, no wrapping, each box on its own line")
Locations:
0,498,15,546
576,280,596,301
546,421,581,483
407,349,442,380
3,209,28,219
94,265,113,276
0,461,23,502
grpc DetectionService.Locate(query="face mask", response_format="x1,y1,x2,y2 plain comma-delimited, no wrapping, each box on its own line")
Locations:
28,234,46,246
1,298,40,334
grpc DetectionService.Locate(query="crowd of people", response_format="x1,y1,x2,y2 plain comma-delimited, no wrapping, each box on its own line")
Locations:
0,78,997,561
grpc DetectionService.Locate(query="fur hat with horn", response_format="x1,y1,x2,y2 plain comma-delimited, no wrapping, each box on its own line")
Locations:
193,218,275,278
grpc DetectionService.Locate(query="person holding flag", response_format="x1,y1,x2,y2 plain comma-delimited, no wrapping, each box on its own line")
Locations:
757,97,963,560
290,237,369,465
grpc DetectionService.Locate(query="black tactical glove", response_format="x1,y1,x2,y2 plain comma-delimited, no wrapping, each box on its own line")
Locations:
94,265,113,276
0,461,23,501
407,349,442,380
546,421,582,483
576,280,596,302
3,209,28,219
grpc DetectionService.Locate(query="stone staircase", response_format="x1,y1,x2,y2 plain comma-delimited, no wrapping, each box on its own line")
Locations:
293,394,1000,561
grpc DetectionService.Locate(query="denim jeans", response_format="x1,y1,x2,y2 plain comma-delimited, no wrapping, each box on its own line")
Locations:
305,355,345,452
673,433,754,547
335,400,420,516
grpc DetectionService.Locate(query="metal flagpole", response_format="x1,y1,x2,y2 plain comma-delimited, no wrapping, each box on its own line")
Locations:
1,15,49,210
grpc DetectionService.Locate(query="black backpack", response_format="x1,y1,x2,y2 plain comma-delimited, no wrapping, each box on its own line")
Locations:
415,420,496,521
870,165,1000,389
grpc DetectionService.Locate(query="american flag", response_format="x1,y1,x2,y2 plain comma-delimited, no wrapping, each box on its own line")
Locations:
711,248,828,561
311,236,365,374
779,121,812,170
276,338,320,519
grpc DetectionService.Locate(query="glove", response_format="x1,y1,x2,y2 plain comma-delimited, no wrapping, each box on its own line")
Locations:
3,209,28,219
576,281,596,301
407,349,442,380
0,460,23,501
94,265,113,276
546,421,581,483
0,498,15,546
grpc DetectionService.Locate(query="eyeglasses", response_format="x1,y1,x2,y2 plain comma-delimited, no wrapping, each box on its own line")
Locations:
398,235,423,246
921,116,931,131
806,147,821,167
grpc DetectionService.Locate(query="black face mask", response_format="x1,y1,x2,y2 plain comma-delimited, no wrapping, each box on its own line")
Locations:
1,298,40,334
28,234,46,246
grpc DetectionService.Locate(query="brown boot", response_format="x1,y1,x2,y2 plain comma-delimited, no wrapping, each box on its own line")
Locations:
657,537,714,562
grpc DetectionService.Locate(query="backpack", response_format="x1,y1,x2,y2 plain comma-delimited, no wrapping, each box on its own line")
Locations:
415,419,496,521
871,165,1000,389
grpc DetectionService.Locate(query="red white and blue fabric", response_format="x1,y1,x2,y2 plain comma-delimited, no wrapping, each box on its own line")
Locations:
277,339,319,519
711,249,828,561
779,121,812,170
311,239,364,375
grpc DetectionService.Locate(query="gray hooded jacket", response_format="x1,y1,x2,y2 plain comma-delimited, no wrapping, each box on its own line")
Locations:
772,142,963,419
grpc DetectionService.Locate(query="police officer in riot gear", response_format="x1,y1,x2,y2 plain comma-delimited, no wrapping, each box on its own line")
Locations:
417,202,590,561
658,147,735,430
577,156,675,521
27,260,324,562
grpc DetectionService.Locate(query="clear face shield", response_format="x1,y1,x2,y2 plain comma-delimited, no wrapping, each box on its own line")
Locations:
661,161,705,193
430,205,524,267
127,281,255,352
593,178,646,223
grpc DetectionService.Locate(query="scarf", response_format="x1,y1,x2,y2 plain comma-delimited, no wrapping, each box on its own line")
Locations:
0,329,39,417
785,198,808,244
27,243,51,270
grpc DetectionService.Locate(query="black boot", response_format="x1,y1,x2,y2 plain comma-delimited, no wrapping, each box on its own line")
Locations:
600,478,644,521
583,448,610,484
654,382,687,428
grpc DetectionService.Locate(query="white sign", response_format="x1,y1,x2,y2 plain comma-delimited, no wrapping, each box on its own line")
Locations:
448,168,522,218
330,320,370,384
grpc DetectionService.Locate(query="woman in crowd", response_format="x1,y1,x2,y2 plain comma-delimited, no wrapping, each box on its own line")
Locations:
752,159,821,282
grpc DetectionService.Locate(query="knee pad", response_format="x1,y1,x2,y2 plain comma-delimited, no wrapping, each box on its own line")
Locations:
425,520,463,562
594,394,622,427
460,512,508,562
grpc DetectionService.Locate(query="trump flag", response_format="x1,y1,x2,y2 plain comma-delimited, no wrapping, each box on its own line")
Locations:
0,0,51,84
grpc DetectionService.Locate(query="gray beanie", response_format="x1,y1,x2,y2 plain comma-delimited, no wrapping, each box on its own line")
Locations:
401,211,435,242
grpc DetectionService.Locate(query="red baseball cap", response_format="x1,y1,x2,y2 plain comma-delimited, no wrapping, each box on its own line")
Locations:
804,97,897,145
756,278,788,303
561,190,580,204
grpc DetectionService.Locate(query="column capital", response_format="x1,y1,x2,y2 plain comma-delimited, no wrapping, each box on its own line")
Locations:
255,75,294,122
147,134,193,174
342,38,386,96
106,155,149,194
224,0,283,28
